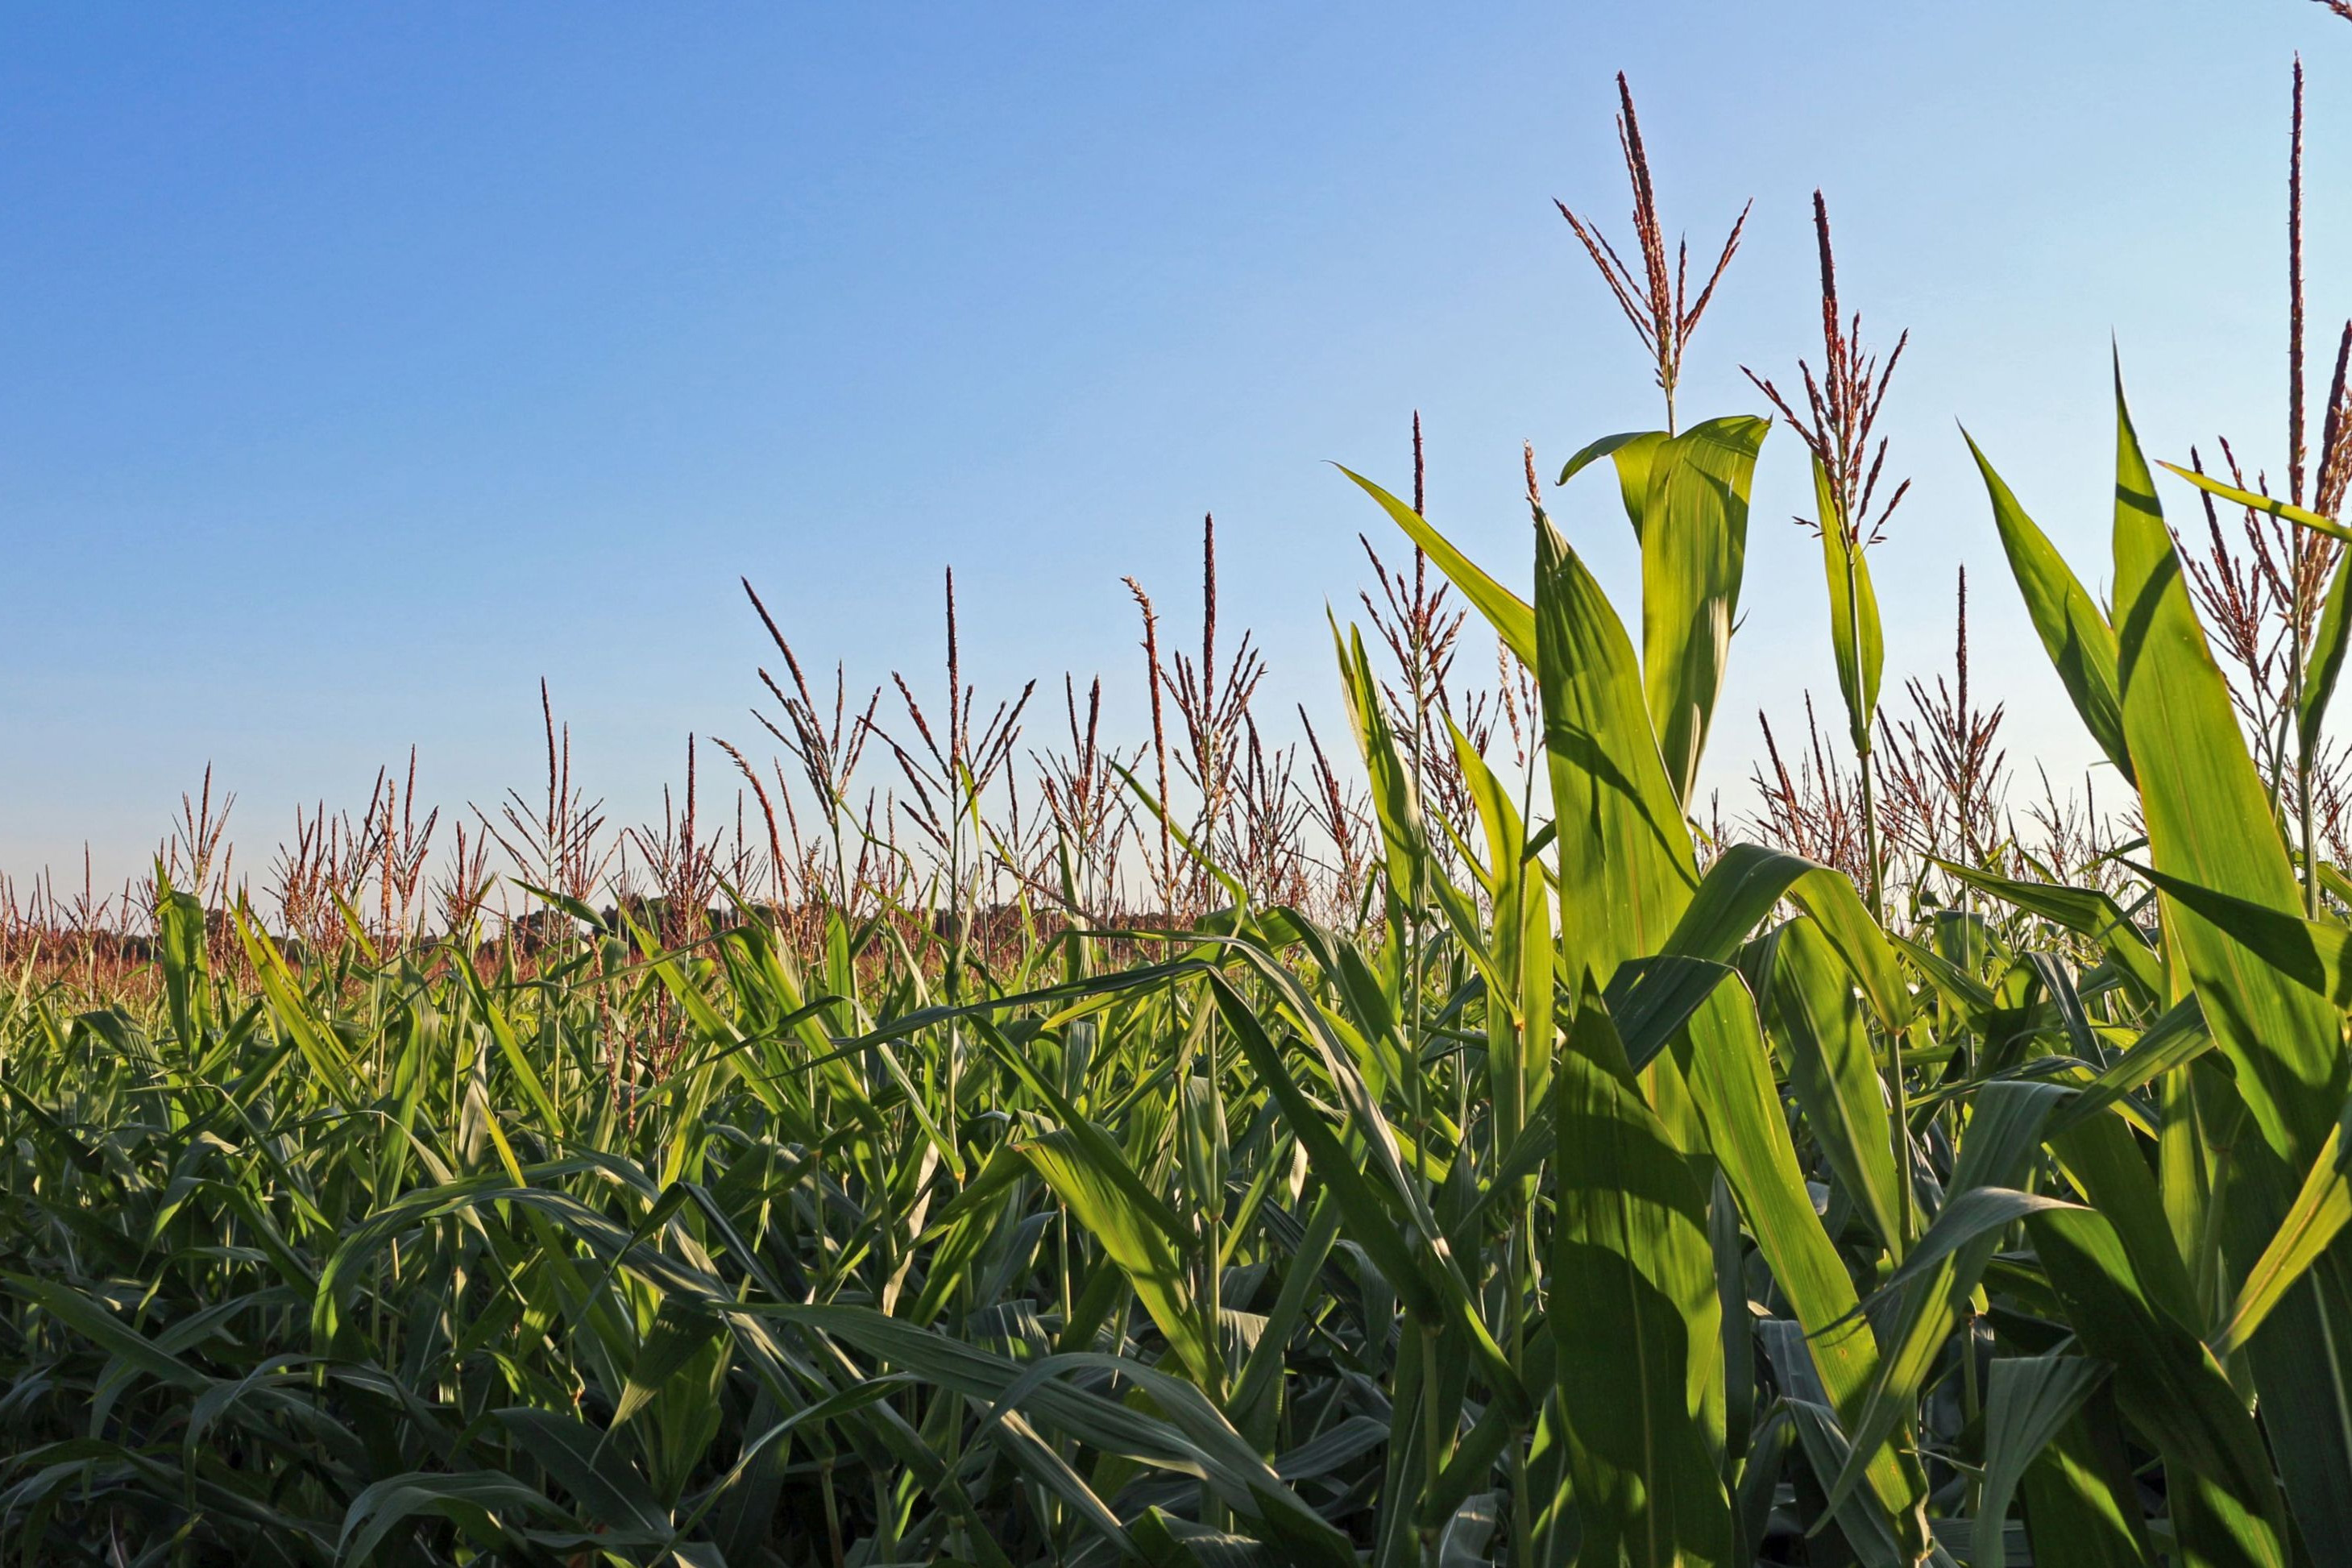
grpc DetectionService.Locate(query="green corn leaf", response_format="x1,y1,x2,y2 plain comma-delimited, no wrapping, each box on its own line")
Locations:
493,1407,670,1538
1607,954,1736,1072
2014,1393,2157,1568
337,1471,558,1565
610,1295,724,1432
156,870,210,1049
231,908,366,1110
1769,1391,1920,1568
454,960,566,1143
1967,429,2133,785
1975,1356,2114,1568
2211,1090,2352,1566
675,1376,919,1551
1664,841,1911,1030
1559,429,1669,539
2214,1101,2352,1355
764,1305,1359,1567
1230,1191,1342,1445
1819,1085,2080,1520
1420,1333,1560,1535
2302,548,2352,766
2047,995,2210,1135
1816,454,1885,757
6,1276,207,1393
1709,1170,1753,1462
1892,930,2004,1032
2110,363,2346,1169
1535,511,1697,985
1767,918,1906,1255
2132,861,2352,1006
1548,989,1732,1568
1132,1508,1284,1566
983,1031,1188,1241
2043,1105,2205,1334
1450,715,1553,1143
1334,615,1432,930
1337,463,1534,663
1640,416,1769,807
1436,1490,1504,1568
1201,980,1430,1322
2159,461,2352,544
1937,861,2161,1005
1206,964,1529,1419
2029,1205,2292,1568
1674,976,1927,1536
1018,1126,1217,1392
1820,1182,2083,1520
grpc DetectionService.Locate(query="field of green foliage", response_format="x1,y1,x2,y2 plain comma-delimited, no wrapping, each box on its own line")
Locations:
12,49,2352,1568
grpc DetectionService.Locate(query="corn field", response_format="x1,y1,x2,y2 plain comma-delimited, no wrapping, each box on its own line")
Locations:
15,48,2352,1568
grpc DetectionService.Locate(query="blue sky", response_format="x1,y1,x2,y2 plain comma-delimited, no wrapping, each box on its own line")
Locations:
4,2,2348,891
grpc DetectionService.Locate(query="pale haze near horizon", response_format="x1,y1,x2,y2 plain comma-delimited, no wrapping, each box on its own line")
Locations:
4,1,2347,899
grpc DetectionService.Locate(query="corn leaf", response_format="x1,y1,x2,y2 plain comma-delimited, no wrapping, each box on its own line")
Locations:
1641,416,1769,807
2029,1205,2291,1568
1665,841,1911,1030
1937,861,2161,1006
1549,991,1732,1568
2159,461,2352,545
1535,512,1697,985
1975,1355,2113,1568
1338,464,1534,664
2215,1105,2352,1354
1560,429,1669,539
1968,429,2133,785
2109,365,2346,1169
1766,919,1906,1255
2302,548,2352,766
1674,975,1927,1536
1018,1127,1217,1392
1816,454,1885,756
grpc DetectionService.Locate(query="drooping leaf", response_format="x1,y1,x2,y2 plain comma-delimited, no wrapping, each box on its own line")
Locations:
337,1471,558,1566
492,1407,670,1539
611,1295,724,1432
2014,1392,2156,1568
1560,429,1670,539
1665,841,1911,1029
2132,861,2352,1008
1822,1098,2082,1522
1938,861,2161,1005
763,1305,1359,1567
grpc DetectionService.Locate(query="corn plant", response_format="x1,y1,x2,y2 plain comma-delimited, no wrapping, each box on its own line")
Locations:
15,39,2352,1568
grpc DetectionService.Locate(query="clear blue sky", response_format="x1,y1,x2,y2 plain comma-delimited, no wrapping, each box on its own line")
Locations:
5,1,2348,892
